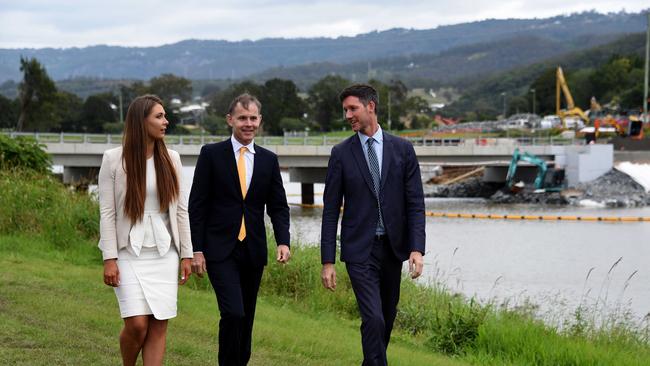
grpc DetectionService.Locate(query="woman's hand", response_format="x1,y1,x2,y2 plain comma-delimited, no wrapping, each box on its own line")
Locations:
179,258,192,285
103,259,120,287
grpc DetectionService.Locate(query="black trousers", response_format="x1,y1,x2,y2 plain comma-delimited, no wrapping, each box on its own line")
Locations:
207,243,264,366
346,236,403,366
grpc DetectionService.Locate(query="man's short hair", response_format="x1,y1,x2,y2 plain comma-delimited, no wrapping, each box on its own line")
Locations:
339,84,379,109
227,93,262,115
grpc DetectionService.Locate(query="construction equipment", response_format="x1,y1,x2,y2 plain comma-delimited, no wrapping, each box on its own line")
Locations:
594,115,627,138
629,115,644,140
556,66,589,129
505,148,564,192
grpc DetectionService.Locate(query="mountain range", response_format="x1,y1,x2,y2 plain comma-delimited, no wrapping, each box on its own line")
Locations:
0,10,647,84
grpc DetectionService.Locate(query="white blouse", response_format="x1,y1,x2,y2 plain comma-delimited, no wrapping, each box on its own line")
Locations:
128,157,172,257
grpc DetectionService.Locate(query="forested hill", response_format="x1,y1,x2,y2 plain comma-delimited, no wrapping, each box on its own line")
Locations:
0,10,646,83
442,32,648,119
249,33,624,89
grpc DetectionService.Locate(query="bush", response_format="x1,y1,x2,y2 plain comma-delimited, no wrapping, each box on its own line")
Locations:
0,169,99,249
102,122,124,134
0,134,51,173
427,299,489,355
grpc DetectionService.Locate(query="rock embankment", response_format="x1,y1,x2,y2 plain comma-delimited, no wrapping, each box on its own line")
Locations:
425,169,650,206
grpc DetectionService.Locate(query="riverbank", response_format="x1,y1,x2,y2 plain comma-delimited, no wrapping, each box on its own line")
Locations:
0,234,458,366
2,168,650,365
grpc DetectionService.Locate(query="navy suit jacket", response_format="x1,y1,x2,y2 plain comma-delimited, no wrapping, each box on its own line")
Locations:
320,131,425,264
189,139,290,267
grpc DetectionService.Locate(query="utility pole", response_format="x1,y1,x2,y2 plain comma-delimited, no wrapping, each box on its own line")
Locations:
643,11,650,123
531,88,536,115
501,92,507,119
118,89,124,123
387,91,392,131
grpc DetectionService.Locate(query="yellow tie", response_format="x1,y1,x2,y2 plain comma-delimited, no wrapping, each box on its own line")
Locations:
237,146,248,241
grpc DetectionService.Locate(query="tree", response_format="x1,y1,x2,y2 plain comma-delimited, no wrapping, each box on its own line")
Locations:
55,91,83,132
0,95,18,129
507,95,529,115
80,94,116,133
259,79,306,135
278,117,310,132
308,75,349,131
201,115,227,135
148,74,192,103
17,57,58,131
369,79,409,130
120,81,149,108
529,67,557,116
209,81,264,116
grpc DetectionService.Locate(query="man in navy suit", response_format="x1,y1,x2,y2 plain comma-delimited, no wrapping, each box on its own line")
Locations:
189,93,290,365
320,84,425,366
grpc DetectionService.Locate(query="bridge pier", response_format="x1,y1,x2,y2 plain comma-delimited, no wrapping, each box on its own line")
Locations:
289,167,327,205
301,183,314,205
63,167,99,185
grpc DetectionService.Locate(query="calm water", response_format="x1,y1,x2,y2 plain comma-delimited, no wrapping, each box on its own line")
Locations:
181,167,649,324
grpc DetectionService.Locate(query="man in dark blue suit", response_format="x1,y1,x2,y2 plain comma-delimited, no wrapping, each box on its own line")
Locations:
189,93,290,365
320,84,425,366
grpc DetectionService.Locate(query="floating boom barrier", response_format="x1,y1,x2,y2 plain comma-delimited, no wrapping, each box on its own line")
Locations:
287,203,650,222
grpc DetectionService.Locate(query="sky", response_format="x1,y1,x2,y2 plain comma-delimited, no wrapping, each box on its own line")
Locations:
0,0,648,49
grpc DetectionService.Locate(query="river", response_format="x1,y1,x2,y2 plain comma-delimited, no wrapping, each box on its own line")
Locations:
178,167,650,326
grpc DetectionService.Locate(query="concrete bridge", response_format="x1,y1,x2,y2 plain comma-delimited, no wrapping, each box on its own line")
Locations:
6,133,616,203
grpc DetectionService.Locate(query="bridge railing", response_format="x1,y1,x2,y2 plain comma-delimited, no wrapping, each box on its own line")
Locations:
3,132,579,146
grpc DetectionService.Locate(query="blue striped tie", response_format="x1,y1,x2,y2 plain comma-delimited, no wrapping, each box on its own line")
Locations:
367,138,385,233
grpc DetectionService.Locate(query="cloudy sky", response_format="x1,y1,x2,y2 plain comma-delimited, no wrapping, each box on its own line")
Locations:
0,0,648,49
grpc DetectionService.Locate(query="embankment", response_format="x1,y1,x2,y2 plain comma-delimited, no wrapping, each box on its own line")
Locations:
1,168,649,365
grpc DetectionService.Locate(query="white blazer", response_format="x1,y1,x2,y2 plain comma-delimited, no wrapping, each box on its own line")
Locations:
98,146,193,260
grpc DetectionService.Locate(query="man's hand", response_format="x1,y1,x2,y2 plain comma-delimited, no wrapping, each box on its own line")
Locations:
103,259,120,287
321,263,337,291
276,244,290,264
179,258,192,285
191,252,207,278
408,251,424,279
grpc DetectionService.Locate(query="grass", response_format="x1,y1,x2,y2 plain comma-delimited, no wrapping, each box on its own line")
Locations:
2,167,650,365
0,235,464,366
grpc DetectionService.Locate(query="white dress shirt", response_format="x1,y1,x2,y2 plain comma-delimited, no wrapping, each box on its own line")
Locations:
358,125,383,176
231,135,256,190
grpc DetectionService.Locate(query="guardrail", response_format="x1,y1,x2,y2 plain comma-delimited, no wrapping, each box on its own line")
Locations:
3,132,580,147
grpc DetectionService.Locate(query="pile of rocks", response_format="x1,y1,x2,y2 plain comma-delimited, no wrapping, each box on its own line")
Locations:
569,169,650,207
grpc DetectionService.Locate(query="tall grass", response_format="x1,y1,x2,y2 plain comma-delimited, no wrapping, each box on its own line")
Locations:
0,168,99,261
4,167,650,365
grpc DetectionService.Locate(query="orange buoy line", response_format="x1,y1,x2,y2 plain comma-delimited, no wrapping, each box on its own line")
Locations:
426,212,650,222
288,203,650,222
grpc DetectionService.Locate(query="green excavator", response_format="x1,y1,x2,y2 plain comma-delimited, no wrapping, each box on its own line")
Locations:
505,148,565,192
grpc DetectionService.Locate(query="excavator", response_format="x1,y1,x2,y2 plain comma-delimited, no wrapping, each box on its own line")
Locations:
505,148,564,192
556,66,589,129
588,97,643,141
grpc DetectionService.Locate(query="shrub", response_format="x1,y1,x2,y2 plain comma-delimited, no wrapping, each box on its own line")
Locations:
0,134,51,173
0,169,99,249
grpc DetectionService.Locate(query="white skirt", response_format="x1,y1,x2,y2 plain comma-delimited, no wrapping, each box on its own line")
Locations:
114,246,179,320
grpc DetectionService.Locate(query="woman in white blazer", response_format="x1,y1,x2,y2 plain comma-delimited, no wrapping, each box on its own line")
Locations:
98,94,192,366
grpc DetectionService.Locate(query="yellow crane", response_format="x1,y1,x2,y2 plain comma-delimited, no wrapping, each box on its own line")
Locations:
556,66,589,128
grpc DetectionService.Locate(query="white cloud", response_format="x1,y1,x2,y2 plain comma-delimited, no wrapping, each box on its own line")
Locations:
0,0,647,48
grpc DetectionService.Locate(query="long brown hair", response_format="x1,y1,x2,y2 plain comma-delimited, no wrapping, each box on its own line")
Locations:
122,94,179,224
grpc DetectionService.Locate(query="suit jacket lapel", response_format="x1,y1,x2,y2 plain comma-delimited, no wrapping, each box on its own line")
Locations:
380,132,393,193
350,136,376,196
223,140,243,200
